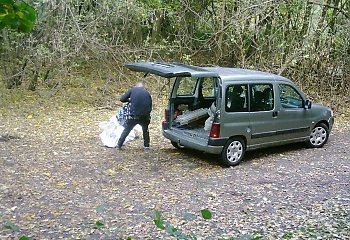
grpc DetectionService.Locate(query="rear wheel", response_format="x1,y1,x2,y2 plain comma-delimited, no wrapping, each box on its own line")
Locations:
307,123,329,148
221,137,245,167
171,141,185,149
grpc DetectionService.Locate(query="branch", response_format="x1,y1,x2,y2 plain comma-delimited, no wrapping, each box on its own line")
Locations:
307,0,349,19
191,0,279,58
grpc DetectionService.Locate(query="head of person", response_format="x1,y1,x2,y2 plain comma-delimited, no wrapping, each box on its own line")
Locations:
135,82,144,88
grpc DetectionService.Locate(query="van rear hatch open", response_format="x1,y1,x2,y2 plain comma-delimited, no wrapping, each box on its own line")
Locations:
125,61,222,154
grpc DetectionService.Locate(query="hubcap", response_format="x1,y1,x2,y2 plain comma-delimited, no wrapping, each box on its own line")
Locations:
226,141,243,163
310,127,327,146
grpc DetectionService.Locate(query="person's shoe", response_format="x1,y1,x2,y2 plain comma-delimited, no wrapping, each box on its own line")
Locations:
116,145,122,150
143,146,151,151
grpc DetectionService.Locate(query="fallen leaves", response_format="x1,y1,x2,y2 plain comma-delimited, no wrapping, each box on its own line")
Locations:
23,214,36,221
106,168,116,176
42,171,51,178
1,104,349,239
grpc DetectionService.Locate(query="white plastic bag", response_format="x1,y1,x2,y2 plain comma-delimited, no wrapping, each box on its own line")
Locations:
204,117,213,131
204,102,216,131
99,115,142,148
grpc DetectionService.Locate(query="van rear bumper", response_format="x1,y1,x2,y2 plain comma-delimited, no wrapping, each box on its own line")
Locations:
163,129,223,154
208,137,229,146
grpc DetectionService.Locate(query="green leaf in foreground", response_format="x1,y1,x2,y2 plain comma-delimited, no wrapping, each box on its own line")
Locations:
2,220,18,230
3,222,13,230
19,237,30,240
201,209,212,220
0,0,37,32
95,221,104,228
153,211,165,230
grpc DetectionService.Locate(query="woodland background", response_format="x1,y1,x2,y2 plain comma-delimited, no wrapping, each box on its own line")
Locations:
1,1,349,239
0,0,349,113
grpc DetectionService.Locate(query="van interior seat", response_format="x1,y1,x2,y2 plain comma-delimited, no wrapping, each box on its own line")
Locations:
262,88,273,110
227,91,245,111
253,88,273,111
253,90,264,111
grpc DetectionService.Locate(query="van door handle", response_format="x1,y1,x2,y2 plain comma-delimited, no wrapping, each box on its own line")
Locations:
272,111,278,117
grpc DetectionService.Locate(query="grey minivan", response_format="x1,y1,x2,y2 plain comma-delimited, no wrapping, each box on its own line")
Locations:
126,62,334,166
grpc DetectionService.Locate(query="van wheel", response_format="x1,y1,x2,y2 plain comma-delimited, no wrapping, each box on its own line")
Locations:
221,137,245,167
171,141,185,149
307,123,329,148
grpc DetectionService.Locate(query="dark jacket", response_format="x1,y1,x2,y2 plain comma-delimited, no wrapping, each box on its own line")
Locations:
120,86,152,116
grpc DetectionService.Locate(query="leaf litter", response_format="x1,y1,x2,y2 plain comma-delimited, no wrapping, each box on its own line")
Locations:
0,103,349,239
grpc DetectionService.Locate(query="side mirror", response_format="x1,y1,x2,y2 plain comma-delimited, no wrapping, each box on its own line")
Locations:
304,99,312,109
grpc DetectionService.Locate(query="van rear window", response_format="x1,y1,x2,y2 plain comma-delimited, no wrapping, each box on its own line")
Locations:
176,77,197,95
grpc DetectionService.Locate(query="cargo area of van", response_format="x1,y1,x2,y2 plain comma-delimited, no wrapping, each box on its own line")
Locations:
163,76,219,142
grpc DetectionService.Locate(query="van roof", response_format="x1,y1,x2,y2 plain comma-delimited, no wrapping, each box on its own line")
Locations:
125,62,292,83
203,67,291,83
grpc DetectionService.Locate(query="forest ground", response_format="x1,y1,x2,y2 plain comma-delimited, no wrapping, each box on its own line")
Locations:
0,96,349,239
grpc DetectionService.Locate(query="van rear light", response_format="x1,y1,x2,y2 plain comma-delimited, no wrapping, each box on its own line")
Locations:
210,123,220,138
164,109,170,122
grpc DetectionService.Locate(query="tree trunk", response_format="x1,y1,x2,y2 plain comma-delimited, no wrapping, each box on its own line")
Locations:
151,9,163,44
314,0,331,51
216,0,226,62
28,70,39,91
300,1,312,38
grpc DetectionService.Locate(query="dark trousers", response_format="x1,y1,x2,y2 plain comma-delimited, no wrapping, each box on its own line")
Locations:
117,116,150,148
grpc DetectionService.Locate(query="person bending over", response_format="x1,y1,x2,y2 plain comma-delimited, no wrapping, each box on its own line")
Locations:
116,82,152,150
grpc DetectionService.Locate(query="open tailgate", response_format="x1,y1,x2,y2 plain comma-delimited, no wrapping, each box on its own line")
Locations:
125,62,219,78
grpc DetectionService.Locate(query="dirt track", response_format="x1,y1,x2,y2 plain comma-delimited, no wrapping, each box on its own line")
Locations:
1,107,349,239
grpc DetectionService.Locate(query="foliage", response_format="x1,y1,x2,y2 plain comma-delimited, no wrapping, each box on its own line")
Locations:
0,0,36,32
200,209,212,220
153,210,198,239
4,207,348,239
0,0,349,110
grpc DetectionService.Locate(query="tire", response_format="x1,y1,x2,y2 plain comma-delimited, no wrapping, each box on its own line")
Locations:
307,123,329,148
171,141,185,149
221,137,246,167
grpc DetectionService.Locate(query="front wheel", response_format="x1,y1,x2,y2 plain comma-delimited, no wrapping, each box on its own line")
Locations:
307,123,329,148
221,137,246,167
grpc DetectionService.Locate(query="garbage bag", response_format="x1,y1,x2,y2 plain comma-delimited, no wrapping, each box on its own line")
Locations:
116,103,131,127
204,117,213,131
99,115,142,148
204,102,216,131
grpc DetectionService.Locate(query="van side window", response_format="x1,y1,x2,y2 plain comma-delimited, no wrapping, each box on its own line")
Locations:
279,84,303,108
225,84,248,112
176,77,197,96
250,84,274,111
